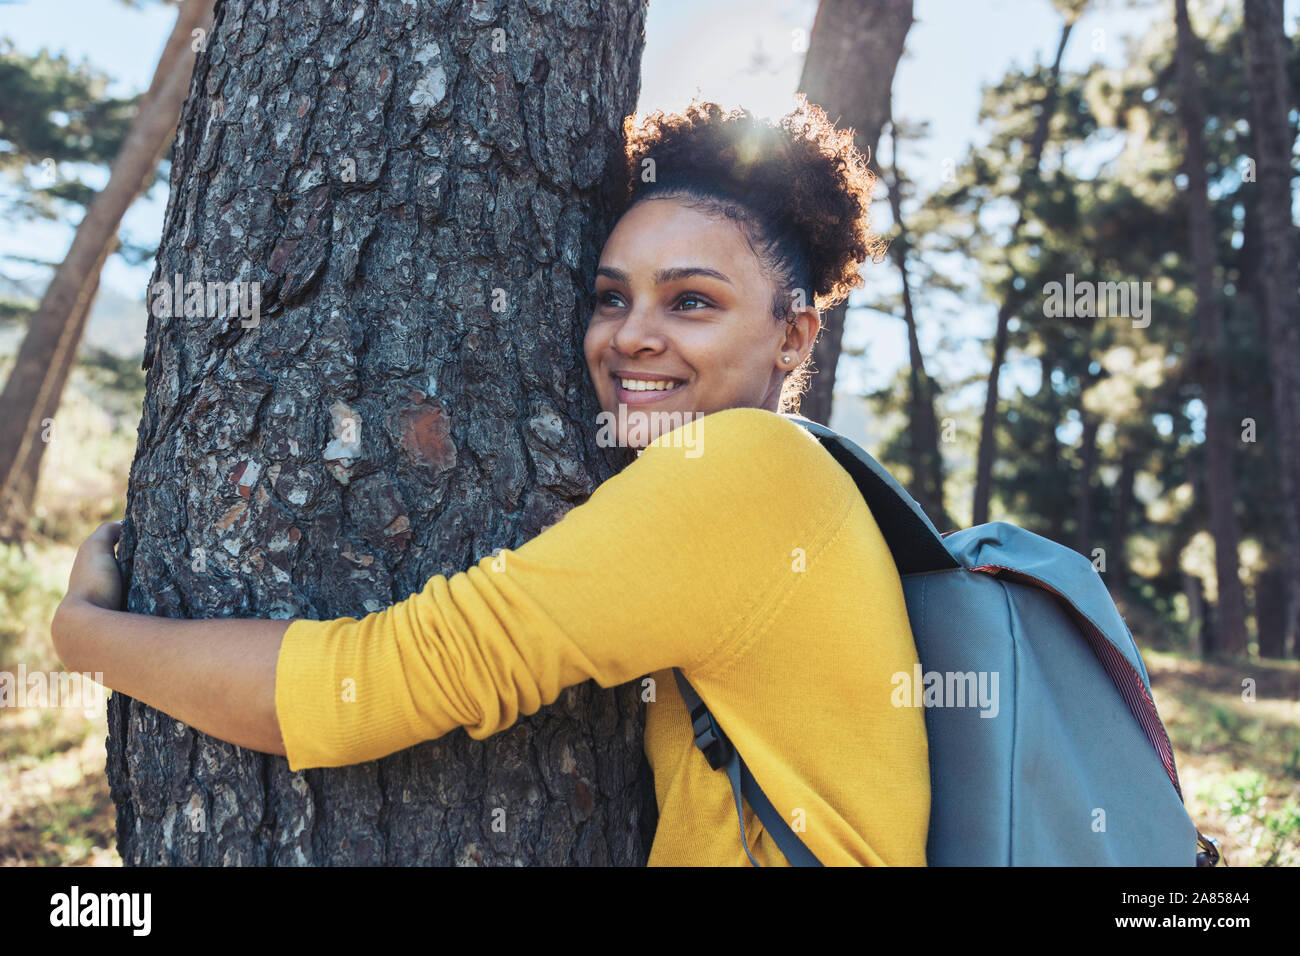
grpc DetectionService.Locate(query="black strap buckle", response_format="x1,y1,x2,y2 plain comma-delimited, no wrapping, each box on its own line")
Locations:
1196,830,1223,867
688,703,733,770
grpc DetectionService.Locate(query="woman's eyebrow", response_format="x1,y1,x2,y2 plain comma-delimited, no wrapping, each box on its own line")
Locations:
595,265,732,285
656,266,733,285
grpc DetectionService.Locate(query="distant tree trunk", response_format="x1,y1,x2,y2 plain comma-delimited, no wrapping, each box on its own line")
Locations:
9,275,103,527
1255,567,1284,659
1076,413,1098,557
1112,448,1136,595
884,121,950,528
1243,0,1300,660
107,0,652,865
0,0,214,541
971,16,1075,525
796,0,913,425
1174,0,1248,657
1184,572,1207,659
1039,355,1067,543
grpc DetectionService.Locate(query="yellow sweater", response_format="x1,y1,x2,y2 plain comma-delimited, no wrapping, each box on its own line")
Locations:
274,406,930,866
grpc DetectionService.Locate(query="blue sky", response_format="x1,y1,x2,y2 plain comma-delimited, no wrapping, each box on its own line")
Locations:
1,0,1293,422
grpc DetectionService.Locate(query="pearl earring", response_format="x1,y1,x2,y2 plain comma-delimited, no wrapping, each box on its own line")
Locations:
782,355,792,364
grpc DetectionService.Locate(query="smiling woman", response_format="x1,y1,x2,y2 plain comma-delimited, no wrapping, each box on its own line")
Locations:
584,97,885,450
51,95,928,867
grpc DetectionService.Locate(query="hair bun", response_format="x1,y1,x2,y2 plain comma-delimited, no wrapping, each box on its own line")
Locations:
620,94,885,311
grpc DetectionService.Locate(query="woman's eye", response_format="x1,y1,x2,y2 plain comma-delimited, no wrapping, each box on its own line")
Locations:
675,294,711,311
595,290,624,308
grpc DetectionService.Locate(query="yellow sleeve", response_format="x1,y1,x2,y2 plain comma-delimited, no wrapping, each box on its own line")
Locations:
274,407,850,771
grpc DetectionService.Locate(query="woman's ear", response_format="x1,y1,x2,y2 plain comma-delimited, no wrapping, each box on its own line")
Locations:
781,305,820,364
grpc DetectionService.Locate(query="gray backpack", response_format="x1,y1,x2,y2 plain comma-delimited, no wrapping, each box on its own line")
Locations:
673,413,1217,866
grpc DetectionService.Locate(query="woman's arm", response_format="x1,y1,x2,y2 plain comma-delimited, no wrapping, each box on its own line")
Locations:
51,520,289,756
270,408,855,771
54,408,849,772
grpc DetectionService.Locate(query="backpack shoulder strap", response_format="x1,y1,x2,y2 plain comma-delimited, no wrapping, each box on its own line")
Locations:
781,413,959,575
673,668,823,866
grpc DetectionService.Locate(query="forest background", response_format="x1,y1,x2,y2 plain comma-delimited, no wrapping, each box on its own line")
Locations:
0,0,1296,866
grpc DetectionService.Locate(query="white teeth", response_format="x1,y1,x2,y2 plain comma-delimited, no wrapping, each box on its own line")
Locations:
620,379,679,391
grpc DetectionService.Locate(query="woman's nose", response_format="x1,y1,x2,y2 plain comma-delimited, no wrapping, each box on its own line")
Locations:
611,303,665,355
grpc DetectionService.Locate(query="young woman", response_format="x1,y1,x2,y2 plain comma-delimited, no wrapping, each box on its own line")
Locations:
51,97,930,867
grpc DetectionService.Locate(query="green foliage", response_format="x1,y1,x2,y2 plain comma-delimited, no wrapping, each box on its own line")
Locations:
0,41,164,271
77,344,147,400
865,4,1298,648
1197,770,1300,867
1284,745,1300,781
0,47,134,195
0,295,36,328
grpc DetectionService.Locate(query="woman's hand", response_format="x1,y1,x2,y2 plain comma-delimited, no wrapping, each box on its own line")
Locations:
64,519,125,611
47,520,290,759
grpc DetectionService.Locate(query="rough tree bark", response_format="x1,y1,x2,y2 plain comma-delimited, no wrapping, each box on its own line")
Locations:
796,0,912,425
1243,0,1300,659
1174,0,1248,657
108,0,653,865
0,0,215,541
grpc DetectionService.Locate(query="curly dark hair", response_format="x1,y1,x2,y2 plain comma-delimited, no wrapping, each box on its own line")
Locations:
614,94,886,412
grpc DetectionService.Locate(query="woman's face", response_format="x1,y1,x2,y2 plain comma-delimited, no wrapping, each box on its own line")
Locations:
584,196,818,450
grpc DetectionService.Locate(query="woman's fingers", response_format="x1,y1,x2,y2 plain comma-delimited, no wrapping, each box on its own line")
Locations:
92,519,123,548
66,519,126,610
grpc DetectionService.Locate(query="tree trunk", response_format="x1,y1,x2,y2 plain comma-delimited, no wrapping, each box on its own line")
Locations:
884,122,950,529
796,0,913,425
0,0,214,542
1112,448,1135,596
107,0,652,865
1038,355,1067,543
1174,0,1248,657
1076,413,1098,557
1184,572,1206,659
1255,567,1284,659
970,18,1074,526
6,275,104,532
1243,0,1300,660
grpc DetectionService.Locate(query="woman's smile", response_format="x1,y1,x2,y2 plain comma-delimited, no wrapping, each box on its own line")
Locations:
613,371,688,404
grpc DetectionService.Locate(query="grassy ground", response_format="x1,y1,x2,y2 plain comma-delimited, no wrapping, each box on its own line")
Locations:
0,358,1296,866
1150,650,1300,866
0,706,118,866
0,355,133,866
